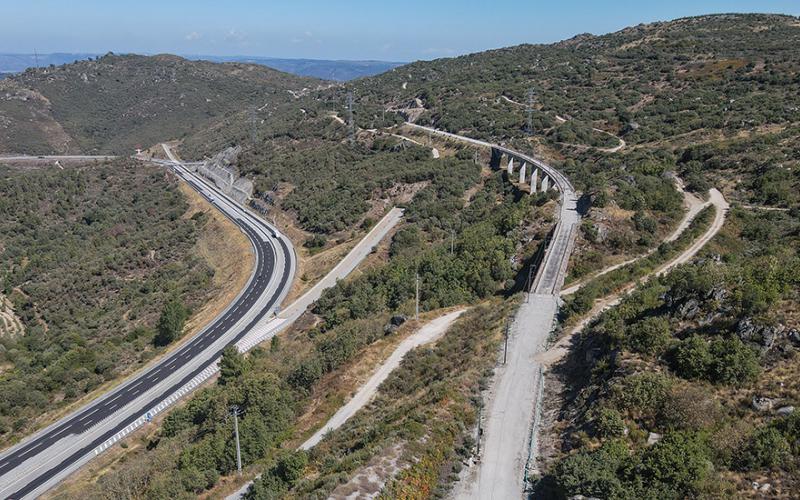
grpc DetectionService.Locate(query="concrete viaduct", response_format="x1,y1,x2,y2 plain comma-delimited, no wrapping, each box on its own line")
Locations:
491,147,555,194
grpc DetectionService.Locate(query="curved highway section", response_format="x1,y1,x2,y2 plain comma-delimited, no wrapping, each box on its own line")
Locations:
0,154,296,499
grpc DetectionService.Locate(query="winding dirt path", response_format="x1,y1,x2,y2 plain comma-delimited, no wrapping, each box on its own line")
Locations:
226,309,466,499
538,188,728,366
561,176,706,297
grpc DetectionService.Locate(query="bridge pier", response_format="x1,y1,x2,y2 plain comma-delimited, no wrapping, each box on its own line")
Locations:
507,157,515,175
530,168,538,194
519,161,527,184
490,148,502,170
541,176,549,192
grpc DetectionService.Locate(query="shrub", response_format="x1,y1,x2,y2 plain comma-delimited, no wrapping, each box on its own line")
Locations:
595,408,627,438
611,372,672,421
671,335,712,380
154,299,189,347
738,427,791,470
707,337,760,386
637,431,712,497
553,440,632,499
626,316,672,356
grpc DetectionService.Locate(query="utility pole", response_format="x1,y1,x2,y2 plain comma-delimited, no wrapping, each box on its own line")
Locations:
33,49,39,69
503,319,510,364
526,88,535,136
476,398,483,457
230,405,243,476
347,91,355,144
525,264,534,303
415,272,420,320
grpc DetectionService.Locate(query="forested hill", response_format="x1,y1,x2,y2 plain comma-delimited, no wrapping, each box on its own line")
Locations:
0,53,323,154
352,13,800,142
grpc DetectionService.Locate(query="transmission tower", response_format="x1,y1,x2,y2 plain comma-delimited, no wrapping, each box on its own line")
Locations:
526,88,536,136
347,91,355,144
249,106,258,145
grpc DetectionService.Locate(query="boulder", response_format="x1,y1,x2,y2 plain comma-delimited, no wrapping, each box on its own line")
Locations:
776,406,795,416
737,317,784,352
752,396,779,412
383,315,407,335
646,432,662,446
677,298,700,320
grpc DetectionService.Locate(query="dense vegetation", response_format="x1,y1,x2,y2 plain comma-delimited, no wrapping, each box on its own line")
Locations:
540,206,800,497
79,147,551,497
0,53,320,154
0,161,214,443
352,14,800,145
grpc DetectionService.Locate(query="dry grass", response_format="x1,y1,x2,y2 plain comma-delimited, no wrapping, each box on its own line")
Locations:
210,308,462,499
178,182,254,332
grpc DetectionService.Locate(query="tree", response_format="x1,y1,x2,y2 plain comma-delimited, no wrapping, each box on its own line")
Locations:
671,335,712,380
154,299,188,347
708,337,760,386
738,427,790,470
219,345,249,385
638,431,712,495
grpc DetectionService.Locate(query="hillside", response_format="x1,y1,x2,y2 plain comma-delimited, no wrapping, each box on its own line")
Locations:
0,160,253,445
327,12,800,498
0,53,322,154
189,55,404,81
8,12,800,500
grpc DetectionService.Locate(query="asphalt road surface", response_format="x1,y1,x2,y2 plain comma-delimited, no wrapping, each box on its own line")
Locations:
0,156,295,499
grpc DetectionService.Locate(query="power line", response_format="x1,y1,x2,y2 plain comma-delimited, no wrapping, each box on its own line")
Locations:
347,91,355,144
415,272,420,321
526,88,535,136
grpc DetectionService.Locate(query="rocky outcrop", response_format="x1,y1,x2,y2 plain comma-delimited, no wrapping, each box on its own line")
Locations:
736,317,785,352
383,314,407,335
752,396,779,412
191,146,254,204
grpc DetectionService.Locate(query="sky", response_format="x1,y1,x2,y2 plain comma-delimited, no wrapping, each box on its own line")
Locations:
1,0,798,62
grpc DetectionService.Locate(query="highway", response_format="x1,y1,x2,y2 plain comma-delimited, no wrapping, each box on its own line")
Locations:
0,152,296,499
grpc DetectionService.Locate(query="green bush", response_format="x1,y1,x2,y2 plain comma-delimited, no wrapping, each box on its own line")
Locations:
595,408,627,438
626,316,672,356
671,335,713,380
707,337,760,386
553,440,631,498
637,431,712,496
154,299,189,347
738,427,791,470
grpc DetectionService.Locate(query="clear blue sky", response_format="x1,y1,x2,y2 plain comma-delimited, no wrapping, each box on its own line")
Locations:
1,0,798,61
